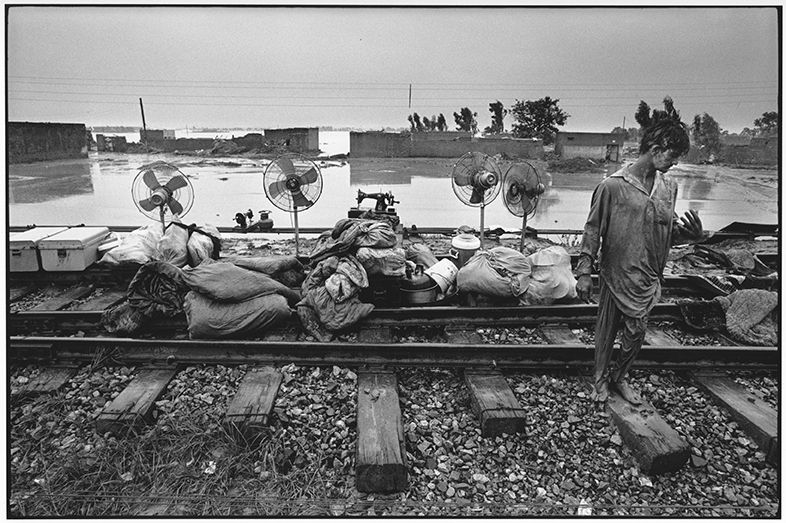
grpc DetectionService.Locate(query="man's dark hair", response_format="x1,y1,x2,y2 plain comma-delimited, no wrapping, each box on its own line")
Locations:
639,118,690,155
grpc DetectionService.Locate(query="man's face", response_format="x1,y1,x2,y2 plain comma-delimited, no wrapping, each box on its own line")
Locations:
652,147,681,172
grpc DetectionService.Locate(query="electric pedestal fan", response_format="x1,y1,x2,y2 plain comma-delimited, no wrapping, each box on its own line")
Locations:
502,161,546,252
263,153,323,256
132,160,195,232
451,151,502,250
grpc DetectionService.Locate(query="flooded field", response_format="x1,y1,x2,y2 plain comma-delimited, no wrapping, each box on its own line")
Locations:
8,150,779,234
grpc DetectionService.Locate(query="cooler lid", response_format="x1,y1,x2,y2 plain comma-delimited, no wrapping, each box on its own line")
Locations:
38,227,111,250
9,227,70,250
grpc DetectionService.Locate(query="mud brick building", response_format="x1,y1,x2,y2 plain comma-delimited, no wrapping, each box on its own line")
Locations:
8,121,89,163
554,132,625,162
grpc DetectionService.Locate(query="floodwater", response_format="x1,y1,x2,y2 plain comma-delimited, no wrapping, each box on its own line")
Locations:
7,131,780,234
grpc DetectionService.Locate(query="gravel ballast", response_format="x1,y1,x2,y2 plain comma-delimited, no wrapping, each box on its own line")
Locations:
9,361,779,517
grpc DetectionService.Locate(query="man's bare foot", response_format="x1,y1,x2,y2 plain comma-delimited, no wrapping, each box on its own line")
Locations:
613,380,642,405
590,380,609,403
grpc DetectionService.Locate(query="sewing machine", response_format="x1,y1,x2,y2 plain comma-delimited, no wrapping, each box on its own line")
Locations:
348,189,399,218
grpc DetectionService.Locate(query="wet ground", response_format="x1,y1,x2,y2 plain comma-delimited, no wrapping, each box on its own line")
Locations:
8,152,779,233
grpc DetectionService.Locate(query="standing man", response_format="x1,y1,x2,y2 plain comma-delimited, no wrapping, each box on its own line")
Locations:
575,118,706,404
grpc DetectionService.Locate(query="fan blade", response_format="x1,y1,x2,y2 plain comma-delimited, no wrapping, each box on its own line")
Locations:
470,187,485,205
142,169,161,190
277,156,297,177
454,170,474,187
168,197,184,216
297,166,319,186
470,152,486,171
138,198,159,212
291,189,314,208
268,179,289,200
165,175,188,192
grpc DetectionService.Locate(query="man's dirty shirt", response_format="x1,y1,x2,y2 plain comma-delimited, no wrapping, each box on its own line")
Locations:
576,164,692,318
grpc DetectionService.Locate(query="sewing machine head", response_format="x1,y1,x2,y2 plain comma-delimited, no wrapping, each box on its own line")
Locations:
356,189,399,212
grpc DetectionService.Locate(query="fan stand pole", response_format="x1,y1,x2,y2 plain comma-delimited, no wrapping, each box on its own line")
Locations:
520,214,528,252
479,204,485,250
160,207,166,236
293,207,300,257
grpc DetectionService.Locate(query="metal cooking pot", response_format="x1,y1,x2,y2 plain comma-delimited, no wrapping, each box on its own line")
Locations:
401,264,439,304
400,283,439,304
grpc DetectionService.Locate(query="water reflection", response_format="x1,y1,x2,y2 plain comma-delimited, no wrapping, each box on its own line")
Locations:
8,159,93,204
7,154,779,232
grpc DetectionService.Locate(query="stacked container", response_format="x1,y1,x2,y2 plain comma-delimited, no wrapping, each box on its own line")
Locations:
9,227,70,272
38,226,111,271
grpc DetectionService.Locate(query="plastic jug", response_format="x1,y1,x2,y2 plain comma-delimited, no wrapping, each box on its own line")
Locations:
450,232,481,268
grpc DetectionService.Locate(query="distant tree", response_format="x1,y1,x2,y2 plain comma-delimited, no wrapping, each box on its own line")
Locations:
610,126,628,140
635,96,681,131
407,113,424,132
423,116,433,131
753,111,778,136
436,113,447,131
740,127,754,137
510,96,569,145
484,100,507,134
691,112,723,161
454,107,478,134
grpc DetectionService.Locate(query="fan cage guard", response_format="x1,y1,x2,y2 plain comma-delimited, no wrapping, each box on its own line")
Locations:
131,161,195,221
451,152,503,208
503,161,542,218
263,154,323,213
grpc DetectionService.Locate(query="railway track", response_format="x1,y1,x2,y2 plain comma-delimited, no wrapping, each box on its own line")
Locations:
9,265,779,502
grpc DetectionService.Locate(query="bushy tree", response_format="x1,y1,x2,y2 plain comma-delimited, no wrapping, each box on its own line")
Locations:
454,107,478,134
484,100,507,134
510,96,569,145
753,111,778,136
635,96,681,130
691,112,723,161
407,113,424,132
436,113,447,132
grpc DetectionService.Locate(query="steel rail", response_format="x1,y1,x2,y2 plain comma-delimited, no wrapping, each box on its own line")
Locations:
8,224,777,239
9,303,685,332
9,336,778,370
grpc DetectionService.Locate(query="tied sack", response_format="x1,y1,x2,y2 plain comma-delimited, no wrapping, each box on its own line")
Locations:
519,245,578,305
157,216,189,267
187,224,222,267
100,225,163,266
457,247,532,298
181,258,300,305
184,291,292,339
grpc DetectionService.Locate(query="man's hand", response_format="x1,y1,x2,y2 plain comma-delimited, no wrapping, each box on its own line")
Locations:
576,274,593,303
677,209,704,241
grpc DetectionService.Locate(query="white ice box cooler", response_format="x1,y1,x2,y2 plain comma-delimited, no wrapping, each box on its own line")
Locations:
38,226,110,271
10,227,71,272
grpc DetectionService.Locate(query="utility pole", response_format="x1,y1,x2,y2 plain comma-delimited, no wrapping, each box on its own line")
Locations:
408,84,412,109
622,116,626,131
139,98,148,146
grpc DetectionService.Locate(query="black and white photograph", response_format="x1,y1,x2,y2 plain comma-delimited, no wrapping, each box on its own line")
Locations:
6,4,780,517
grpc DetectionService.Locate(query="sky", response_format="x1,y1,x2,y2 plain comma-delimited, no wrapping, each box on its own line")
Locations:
5,4,781,133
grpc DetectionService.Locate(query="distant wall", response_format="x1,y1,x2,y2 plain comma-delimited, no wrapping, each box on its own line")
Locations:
350,131,411,157
411,136,543,158
350,131,544,159
265,128,319,152
555,132,625,161
8,121,89,163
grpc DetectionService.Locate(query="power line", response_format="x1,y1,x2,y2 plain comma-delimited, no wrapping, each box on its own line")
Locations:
8,74,778,89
